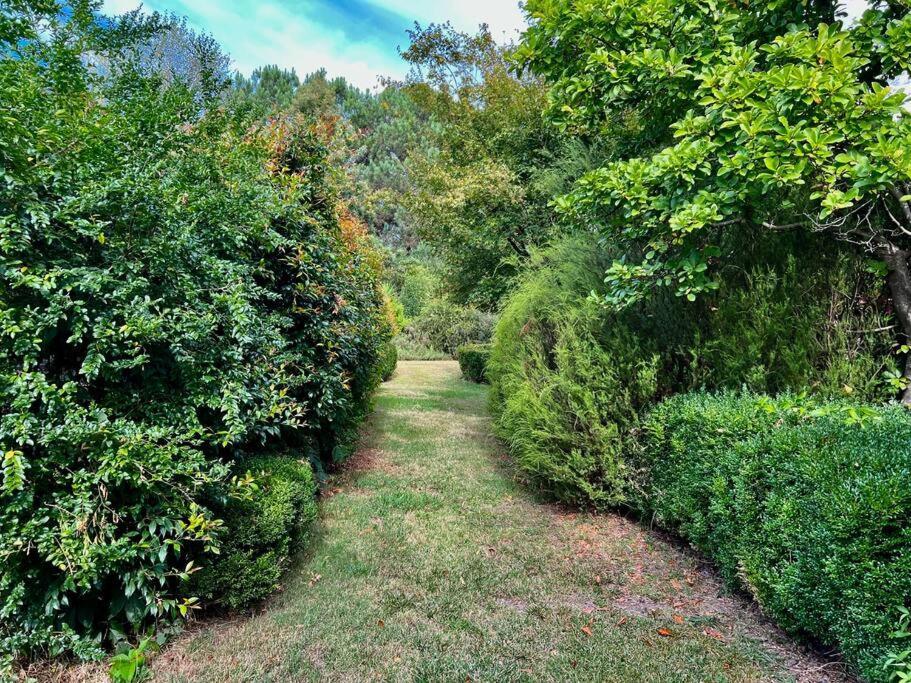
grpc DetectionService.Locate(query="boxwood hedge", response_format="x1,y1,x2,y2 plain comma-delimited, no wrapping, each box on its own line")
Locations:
186,456,319,610
639,393,911,682
457,343,490,383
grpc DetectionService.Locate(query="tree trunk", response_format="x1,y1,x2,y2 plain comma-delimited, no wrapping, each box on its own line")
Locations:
881,244,911,404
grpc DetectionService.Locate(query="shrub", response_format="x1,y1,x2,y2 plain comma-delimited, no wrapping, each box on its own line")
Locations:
405,299,496,357
639,393,911,682
457,344,490,383
186,456,318,610
378,342,398,382
0,7,390,660
488,232,892,508
394,335,450,361
488,237,660,508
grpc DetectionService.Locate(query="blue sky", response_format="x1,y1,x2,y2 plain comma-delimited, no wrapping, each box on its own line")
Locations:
101,0,528,89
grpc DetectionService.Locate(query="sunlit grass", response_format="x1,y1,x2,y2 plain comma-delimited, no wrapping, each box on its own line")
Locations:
150,362,837,683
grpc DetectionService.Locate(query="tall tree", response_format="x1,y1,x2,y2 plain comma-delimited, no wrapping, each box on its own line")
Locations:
517,0,911,401
403,23,589,308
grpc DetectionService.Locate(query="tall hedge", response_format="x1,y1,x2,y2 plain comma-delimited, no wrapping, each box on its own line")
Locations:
488,233,893,508
0,4,390,661
639,394,911,682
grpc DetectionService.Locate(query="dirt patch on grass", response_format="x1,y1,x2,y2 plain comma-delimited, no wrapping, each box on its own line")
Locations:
20,662,106,683
546,510,854,683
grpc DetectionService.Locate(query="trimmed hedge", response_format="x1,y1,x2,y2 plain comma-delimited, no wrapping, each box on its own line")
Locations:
378,342,398,382
457,343,490,383
187,456,318,610
639,393,911,682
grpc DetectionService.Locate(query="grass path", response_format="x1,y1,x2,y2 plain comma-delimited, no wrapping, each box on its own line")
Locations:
150,361,847,682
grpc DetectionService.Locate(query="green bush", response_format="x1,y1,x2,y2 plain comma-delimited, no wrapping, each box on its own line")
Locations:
394,335,450,361
378,342,398,382
0,6,390,660
405,299,496,357
639,393,911,682
457,344,491,383
488,233,892,508
488,237,660,508
187,456,318,610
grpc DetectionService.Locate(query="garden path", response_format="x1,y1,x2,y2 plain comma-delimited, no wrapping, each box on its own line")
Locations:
149,361,848,682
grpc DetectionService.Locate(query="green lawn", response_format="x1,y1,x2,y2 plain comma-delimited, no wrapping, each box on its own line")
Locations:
149,361,844,682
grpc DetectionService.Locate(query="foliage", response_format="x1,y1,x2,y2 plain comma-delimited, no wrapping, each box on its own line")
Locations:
393,336,450,362
345,88,439,248
109,638,156,683
488,233,891,506
885,608,911,682
404,299,496,358
186,457,318,610
233,64,301,113
377,342,398,382
688,235,895,399
383,247,441,320
488,237,657,507
517,0,911,398
403,23,587,309
639,392,911,682
456,344,490,383
0,1,390,660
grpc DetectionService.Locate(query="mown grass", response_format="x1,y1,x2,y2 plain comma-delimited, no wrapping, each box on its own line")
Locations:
149,361,844,683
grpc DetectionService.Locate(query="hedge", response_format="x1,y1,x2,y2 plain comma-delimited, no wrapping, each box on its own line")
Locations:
0,8,390,661
457,343,490,383
186,456,319,610
378,342,398,382
639,393,911,682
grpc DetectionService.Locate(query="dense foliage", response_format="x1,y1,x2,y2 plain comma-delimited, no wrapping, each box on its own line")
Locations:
0,1,391,662
456,344,490,384
640,393,911,682
516,0,911,400
403,23,592,309
187,456,318,610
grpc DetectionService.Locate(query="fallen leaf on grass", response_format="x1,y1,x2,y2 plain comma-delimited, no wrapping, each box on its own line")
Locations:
581,626,593,637
703,628,725,641
673,614,684,625
657,628,673,637
615,616,628,627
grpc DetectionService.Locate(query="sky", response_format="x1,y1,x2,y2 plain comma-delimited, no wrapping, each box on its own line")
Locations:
100,0,528,90
99,1,885,92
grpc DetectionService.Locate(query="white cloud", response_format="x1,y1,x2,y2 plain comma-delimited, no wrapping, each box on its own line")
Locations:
101,0,407,89
372,0,527,41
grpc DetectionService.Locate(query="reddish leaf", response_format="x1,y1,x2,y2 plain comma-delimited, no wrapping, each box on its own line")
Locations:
657,628,673,637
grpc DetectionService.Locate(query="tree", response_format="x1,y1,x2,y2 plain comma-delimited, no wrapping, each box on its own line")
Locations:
233,64,300,111
403,23,588,308
517,0,911,401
